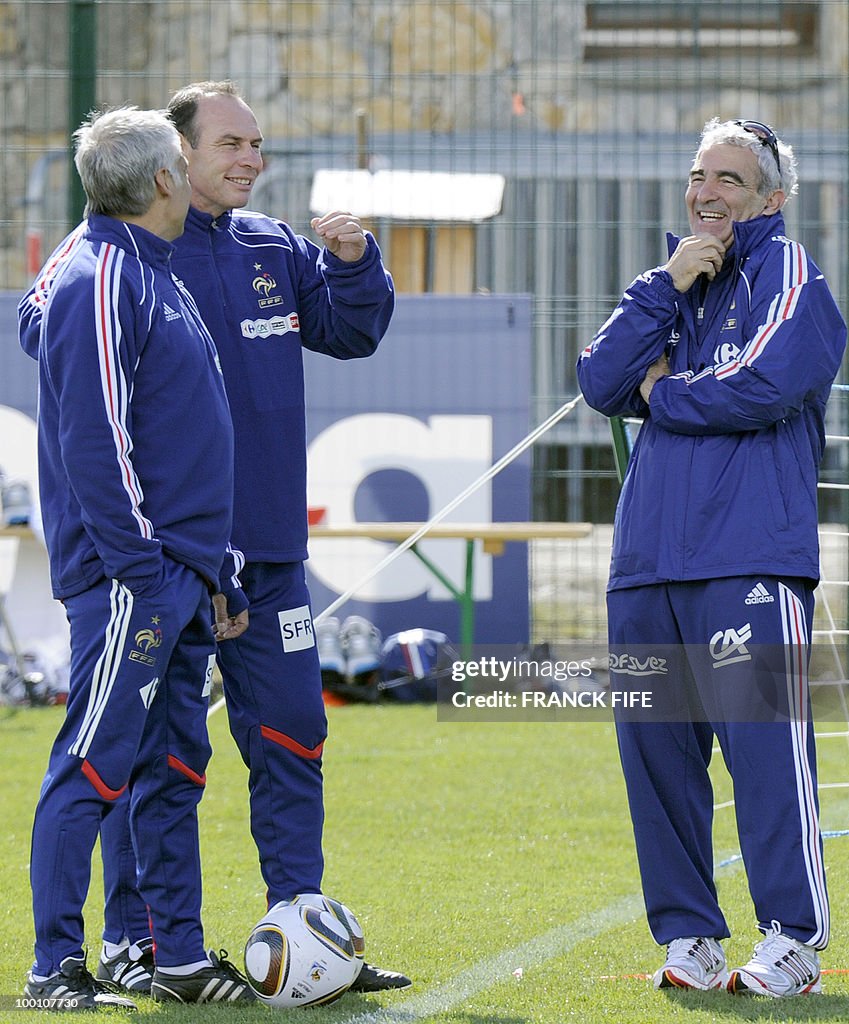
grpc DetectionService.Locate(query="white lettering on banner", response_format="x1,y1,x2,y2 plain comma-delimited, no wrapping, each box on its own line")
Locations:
240,313,301,339
306,413,493,603
278,604,316,652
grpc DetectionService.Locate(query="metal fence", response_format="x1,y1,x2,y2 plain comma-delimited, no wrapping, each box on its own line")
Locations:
2,0,848,641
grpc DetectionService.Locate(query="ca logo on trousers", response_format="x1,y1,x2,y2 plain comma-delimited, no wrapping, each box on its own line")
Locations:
710,623,753,668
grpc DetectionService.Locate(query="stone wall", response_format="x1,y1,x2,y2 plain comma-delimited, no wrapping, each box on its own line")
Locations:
1,0,847,287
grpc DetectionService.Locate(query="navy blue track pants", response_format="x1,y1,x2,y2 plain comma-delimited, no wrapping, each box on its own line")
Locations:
98,560,328,944
30,561,215,973
215,561,328,904
608,576,829,949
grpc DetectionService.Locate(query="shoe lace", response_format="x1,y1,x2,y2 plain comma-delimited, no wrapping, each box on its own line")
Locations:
667,937,697,958
666,936,722,972
209,949,249,983
752,920,813,972
752,920,784,956
63,960,123,996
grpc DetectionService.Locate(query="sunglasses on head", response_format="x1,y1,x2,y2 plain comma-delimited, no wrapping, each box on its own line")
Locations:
733,119,781,177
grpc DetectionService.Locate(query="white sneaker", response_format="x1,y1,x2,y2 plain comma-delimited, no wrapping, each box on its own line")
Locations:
339,616,382,678
653,936,728,990
316,617,345,677
728,922,821,997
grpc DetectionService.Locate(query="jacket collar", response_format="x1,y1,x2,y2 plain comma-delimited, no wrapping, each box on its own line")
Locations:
666,211,786,265
85,213,175,268
184,205,233,235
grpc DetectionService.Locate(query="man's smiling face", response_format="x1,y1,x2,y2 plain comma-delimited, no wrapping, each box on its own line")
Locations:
184,93,264,218
685,142,782,248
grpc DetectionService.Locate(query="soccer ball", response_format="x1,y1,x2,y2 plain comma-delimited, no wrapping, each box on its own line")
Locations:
244,894,364,1007
300,893,366,966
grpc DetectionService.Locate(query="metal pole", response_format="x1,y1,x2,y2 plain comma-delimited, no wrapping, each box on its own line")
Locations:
610,416,632,485
68,0,97,227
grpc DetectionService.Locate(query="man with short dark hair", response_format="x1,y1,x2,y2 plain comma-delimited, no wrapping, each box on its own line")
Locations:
160,80,407,993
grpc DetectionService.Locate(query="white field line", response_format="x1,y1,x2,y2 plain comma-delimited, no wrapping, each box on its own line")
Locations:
341,835,849,1024
338,894,644,1024
341,852,748,1024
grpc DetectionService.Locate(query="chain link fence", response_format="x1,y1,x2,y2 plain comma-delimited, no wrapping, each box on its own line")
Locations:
2,0,847,642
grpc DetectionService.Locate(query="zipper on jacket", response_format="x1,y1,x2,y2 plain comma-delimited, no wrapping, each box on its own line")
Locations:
205,220,230,315
696,276,709,323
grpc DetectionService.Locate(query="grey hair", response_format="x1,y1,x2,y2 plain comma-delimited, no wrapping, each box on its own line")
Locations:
73,106,185,217
698,117,798,199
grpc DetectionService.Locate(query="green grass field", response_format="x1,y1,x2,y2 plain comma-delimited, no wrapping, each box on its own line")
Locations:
2,699,849,1022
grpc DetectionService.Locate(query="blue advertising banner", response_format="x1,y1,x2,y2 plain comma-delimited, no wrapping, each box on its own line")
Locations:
303,294,532,645
0,294,39,518
0,292,532,646
0,294,37,419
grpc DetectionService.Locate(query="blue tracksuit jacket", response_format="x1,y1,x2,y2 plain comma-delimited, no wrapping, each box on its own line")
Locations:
18,214,235,597
577,213,846,589
170,206,395,561
170,206,394,903
580,214,843,951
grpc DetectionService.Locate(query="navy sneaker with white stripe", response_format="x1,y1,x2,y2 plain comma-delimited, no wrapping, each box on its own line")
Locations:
96,938,155,994
151,949,255,1004
728,922,821,997
23,955,137,1011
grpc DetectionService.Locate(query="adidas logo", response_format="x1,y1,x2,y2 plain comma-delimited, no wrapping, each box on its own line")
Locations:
745,582,774,605
163,302,182,321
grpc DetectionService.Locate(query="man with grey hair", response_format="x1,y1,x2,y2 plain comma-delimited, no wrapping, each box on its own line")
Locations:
578,119,845,997
19,106,254,1009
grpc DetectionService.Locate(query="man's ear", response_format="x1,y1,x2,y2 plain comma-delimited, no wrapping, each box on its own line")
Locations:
764,188,786,215
153,167,173,198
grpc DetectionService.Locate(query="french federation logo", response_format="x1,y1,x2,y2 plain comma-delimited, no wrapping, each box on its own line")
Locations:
252,264,283,308
135,628,162,652
252,271,276,296
129,622,162,666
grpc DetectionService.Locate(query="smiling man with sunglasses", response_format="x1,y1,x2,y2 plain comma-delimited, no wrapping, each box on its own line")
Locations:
578,119,846,997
